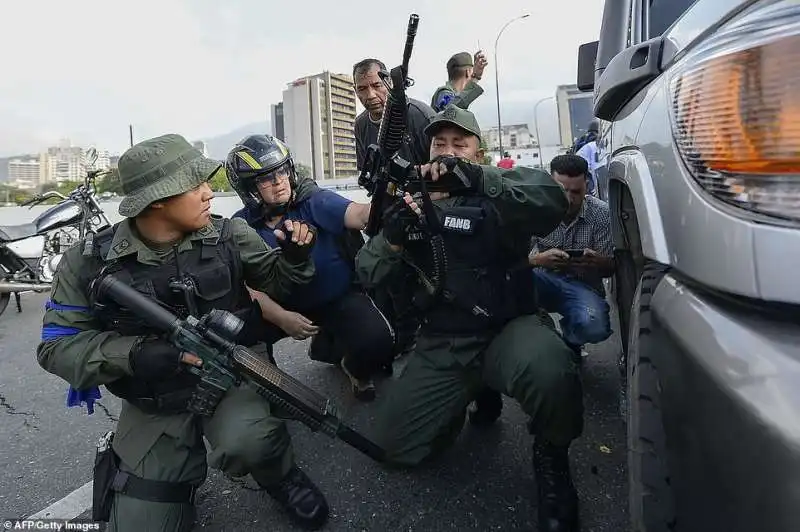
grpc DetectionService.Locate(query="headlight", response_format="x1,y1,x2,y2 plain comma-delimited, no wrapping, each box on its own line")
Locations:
669,0,800,223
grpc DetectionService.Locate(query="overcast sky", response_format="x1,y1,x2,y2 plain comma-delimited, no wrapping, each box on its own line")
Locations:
0,0,603,156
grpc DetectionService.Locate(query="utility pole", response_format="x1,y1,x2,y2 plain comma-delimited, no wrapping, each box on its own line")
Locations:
129,125,134,148
493,13,530,158
534,96,554,169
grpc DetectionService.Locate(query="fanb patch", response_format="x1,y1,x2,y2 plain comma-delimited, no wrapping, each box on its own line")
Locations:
442,215,474,234
440,206,483,235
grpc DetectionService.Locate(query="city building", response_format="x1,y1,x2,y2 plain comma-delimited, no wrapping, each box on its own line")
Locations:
91,149,112,171
481,124,537,152
484,145,567,171
556,84,595,147
8,157,41,190
271,102,285,142
42,139,85,185
281,71,359,179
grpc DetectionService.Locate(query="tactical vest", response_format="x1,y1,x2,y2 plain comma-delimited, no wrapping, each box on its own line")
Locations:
89,215,250,414
406,195,536,335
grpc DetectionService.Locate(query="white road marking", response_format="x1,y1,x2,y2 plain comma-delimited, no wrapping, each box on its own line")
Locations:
27,480,93,520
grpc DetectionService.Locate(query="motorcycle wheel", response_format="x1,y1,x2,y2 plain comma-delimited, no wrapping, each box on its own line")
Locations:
0,293,9,318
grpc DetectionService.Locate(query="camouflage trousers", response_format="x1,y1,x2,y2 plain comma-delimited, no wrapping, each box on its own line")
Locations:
374,314,584,466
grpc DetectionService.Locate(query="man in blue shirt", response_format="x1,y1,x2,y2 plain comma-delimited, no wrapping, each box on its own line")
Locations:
225,134,395,401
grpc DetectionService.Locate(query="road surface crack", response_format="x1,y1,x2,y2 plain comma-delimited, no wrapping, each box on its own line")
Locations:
94,401,119,423
0,392,40,430
0,393,34,416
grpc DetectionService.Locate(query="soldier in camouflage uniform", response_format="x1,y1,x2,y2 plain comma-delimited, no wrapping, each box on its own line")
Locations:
356,106,584,532
37,134,329,531
430,51,488,112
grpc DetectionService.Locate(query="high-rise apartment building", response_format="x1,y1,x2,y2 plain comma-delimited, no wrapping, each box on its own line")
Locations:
41,139,86,184
8,157,41,190
271,102,285,142
91,149,112,171
281,71,358,179
556,84,595,147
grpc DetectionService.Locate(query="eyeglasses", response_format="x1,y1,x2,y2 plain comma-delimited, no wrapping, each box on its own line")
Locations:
254,167,291,187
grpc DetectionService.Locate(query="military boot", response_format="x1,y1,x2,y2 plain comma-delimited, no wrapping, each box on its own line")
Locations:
468,387,504,427
261,465,329,530
533,439,580,532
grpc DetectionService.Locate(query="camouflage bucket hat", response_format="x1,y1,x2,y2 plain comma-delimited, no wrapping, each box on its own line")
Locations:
425,104,482,140
117,133,221,217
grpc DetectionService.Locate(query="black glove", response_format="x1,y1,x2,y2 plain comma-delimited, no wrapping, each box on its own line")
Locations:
129,336,184,381
427,155,484,194
382,198,419,246
278,223,317,264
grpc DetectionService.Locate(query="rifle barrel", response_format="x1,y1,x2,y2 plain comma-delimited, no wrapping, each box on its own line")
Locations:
401,14,420,74
97,275,180,334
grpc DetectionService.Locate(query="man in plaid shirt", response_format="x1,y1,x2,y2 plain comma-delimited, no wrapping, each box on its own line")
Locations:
529,154,615,357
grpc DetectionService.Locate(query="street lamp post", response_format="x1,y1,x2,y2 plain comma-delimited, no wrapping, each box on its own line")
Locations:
533,96,554,169
494,13,529,158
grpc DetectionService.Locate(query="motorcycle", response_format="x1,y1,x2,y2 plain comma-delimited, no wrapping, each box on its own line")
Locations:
0,148,112,317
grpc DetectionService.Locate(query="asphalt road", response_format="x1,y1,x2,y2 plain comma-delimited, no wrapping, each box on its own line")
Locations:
0,292,628,531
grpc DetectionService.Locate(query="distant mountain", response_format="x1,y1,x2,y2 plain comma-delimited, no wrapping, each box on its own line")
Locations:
202,121,272,160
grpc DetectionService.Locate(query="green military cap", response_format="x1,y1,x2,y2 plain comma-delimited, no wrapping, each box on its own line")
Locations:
424,104,482,140
446,52,473,70
117,133,221,217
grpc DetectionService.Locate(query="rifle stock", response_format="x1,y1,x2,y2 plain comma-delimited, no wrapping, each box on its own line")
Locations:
96,275,385,462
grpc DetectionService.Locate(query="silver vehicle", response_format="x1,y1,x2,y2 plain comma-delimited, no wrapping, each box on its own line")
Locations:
577,1,800,531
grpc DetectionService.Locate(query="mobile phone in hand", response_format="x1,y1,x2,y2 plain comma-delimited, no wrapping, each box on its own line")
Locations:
564,249,584,259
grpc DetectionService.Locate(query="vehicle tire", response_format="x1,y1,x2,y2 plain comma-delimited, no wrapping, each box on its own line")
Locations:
615,248,638,360
0,292,9,317
615,248,639,420
628,262,676,532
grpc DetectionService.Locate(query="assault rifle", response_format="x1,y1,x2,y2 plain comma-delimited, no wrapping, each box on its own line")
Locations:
95,274,385,462
357,13,448,299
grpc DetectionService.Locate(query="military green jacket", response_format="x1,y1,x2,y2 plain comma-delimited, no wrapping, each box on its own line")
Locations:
355,165,568,289
37,217,315,391
430,79,485,112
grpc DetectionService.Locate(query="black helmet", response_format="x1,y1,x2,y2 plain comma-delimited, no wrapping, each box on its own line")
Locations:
225,134,297,216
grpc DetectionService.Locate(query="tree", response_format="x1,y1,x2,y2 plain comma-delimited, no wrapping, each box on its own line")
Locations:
96,168,124,195
295,164,312,179
0,184,27,205
208,167,232,192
